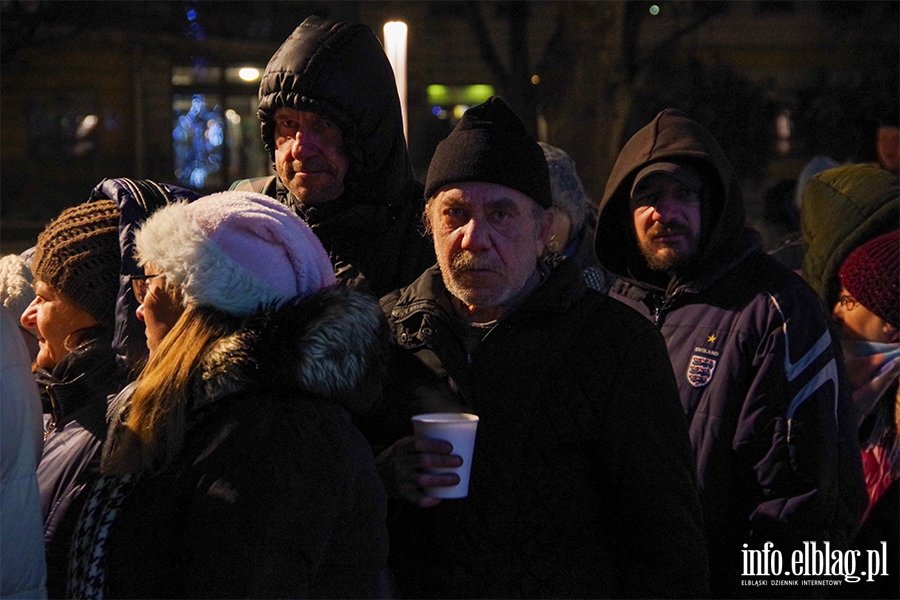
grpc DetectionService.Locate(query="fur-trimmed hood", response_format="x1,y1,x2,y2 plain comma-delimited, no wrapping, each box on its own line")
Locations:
192,286,389,418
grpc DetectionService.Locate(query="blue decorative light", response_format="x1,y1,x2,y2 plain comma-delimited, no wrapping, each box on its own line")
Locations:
172,94,223,189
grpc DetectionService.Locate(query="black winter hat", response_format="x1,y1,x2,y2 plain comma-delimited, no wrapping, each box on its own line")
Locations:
424,96,552,208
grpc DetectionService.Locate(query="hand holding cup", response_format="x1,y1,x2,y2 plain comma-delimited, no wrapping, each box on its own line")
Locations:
411,413,479,499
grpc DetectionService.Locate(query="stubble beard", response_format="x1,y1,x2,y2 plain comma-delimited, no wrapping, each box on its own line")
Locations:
638,224,698,272
440,250,525,309
277,161,343,207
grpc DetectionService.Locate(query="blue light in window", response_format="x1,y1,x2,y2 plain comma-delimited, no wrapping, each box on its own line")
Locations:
173,94,223,189
187,9,197,21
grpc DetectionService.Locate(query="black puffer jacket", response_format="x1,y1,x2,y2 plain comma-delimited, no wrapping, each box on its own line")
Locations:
373,259,709,599
231,17,435,297
596,109,867,597
70,288,391,599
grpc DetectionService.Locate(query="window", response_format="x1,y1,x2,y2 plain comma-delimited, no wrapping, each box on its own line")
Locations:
171,63,270,192
28,93,99,162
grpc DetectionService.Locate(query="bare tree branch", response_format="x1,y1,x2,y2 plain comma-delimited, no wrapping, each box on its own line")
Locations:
463,1,509,90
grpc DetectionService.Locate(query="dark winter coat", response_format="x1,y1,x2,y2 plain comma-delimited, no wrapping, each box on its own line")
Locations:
373,259,710,599
35,331,124,599
231,17,435,297
568,204,617,293
595,108,868,597
70,288,392,599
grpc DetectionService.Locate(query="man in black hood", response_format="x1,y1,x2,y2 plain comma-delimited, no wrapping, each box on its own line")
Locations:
231,16,434,297
595,109,868,597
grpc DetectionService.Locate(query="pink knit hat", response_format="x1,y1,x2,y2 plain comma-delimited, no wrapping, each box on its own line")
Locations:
839,230,899,327
134,191,336,316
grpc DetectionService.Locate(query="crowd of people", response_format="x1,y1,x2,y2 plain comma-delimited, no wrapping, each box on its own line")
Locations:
1,15,897,600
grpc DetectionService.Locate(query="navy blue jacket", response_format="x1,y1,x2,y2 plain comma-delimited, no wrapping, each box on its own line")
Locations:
596,109,868,597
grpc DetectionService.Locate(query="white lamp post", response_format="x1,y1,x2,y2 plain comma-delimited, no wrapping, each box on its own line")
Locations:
383,21,408,141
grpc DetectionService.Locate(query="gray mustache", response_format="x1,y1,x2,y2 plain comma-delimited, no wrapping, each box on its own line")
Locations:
451,251,501,272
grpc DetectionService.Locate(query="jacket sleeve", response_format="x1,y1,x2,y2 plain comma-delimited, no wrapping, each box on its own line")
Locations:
0,307,47,600
737,286,867,553
600,324,711,598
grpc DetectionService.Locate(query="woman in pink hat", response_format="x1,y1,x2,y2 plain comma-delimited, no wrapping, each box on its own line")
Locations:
68,191,391,599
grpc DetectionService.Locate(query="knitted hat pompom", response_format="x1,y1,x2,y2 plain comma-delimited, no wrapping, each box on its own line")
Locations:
839,229,899,327
134,191,336,316
0,253,35,323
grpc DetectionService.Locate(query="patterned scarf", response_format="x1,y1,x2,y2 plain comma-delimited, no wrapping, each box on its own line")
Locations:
67,472,139,599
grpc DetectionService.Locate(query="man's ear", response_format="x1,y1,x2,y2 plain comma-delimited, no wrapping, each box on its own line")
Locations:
422,197,436,236
537,208,554,255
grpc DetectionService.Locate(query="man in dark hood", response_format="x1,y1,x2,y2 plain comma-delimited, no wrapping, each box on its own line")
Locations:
596,109,868,597
231,16,434,297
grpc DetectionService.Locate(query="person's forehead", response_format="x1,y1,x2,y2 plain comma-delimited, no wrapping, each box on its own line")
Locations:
33,279,55,295
632,172,694,194
273,106,329,122
435,182,535,208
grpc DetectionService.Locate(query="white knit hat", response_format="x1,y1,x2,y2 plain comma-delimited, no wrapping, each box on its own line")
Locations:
134,191,336,316
0,253,35,324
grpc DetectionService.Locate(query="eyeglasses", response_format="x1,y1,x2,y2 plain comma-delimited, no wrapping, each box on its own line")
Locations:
838,294,858,311
130,273,163,304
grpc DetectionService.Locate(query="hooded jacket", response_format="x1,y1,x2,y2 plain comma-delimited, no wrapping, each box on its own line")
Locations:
596,109,867,597
231,17,435,297
69,288,391,599
374,259,710,599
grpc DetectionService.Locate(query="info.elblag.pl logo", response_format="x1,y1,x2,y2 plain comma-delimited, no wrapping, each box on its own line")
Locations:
742,541,889,585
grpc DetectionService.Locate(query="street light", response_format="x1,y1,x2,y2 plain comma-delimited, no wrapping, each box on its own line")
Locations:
383,21,408,141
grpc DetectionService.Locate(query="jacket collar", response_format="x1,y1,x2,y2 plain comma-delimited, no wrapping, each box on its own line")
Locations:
37,335,120,431
190,286,388,418
390,257,586,326
616,227,765,300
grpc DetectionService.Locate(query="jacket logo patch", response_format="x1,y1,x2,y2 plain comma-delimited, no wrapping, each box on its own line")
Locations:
687,354,717,388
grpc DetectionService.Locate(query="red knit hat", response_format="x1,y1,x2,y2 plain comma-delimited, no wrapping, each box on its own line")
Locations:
839,230,899,327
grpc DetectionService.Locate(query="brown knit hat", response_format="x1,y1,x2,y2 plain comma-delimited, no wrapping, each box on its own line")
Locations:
32,199,121,328
839,230,899,327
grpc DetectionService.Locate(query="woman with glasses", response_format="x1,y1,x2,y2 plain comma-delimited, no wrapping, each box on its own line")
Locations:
69,192,391,599
832,230,899,600
19,199,127,598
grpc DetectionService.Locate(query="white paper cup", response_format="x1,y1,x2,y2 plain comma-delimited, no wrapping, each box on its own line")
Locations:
411,412,479,498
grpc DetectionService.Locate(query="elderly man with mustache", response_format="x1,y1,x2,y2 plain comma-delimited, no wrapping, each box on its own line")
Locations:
594,109,868,598
367,97,710,599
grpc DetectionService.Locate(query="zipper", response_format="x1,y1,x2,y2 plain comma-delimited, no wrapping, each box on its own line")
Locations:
43,383,59,441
